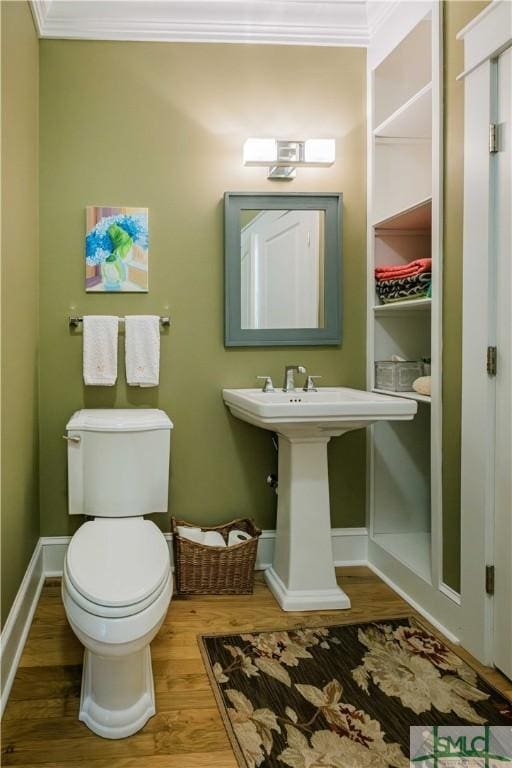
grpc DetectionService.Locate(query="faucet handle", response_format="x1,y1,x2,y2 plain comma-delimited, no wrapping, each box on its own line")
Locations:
303,375,322,392
257,376,275,393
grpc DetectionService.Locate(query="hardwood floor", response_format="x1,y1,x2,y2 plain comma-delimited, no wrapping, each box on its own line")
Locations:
2,567,511,767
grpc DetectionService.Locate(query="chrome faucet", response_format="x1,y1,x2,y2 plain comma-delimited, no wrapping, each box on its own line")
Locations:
282,365,306,393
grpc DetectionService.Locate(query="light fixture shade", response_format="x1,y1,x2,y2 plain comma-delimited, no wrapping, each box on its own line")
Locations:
243,138,335,179
304,139,336,165
243,138,277,165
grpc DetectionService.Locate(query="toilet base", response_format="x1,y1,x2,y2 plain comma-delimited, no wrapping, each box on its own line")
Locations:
79,645,156,739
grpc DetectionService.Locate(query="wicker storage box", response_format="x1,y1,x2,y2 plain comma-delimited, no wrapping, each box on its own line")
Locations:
171,517,261,595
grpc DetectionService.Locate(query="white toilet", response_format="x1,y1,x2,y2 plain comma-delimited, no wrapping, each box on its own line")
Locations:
61,409,173,739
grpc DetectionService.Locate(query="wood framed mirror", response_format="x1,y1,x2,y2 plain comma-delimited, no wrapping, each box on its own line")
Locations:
224,192,343,346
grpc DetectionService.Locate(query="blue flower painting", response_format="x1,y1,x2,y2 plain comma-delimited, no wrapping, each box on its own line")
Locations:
85,206,149,292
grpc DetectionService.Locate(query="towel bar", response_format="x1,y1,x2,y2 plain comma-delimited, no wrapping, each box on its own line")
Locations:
69,315,170,328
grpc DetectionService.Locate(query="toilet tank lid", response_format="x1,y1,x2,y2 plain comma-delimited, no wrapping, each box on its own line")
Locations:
66,409,173,432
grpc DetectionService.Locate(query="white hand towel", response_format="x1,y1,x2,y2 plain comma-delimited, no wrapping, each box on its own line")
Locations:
125,315,160,387
83,316,119,386
228,529,252,547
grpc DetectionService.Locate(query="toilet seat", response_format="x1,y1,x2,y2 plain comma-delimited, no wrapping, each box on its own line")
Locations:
65,518,170,618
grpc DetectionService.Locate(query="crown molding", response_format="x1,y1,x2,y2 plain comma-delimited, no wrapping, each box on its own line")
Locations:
366,0,401,37
29,0,51,37
28,0,401,47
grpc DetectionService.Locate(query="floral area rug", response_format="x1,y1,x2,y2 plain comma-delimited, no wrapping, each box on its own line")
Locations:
199,617,512,768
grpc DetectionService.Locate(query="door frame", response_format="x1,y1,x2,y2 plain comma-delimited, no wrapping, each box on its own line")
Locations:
458,0,512,664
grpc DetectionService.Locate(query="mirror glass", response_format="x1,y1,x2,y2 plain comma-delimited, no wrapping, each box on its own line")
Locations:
240,210,325,330
225,192,342,347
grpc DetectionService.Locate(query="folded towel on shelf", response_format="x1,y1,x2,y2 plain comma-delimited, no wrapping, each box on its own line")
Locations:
375,258,432,281
376,272,432,304
83,316,119,386
125,315,160,387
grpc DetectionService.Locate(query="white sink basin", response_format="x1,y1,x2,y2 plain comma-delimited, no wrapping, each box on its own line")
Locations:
223,386,417,437
223,385,418,613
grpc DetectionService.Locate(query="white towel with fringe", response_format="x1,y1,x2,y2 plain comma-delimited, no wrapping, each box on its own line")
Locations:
125,315,160,387
83,316,119,386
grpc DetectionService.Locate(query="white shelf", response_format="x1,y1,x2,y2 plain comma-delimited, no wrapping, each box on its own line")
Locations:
373,388,431,404
373,196,432,230
373,298,431,313
374,82,432,139
372,531,431,582
374,18,432,128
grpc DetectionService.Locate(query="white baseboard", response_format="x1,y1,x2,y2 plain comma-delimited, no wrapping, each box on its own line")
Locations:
0,541,45,718
366,561,460,645
39,527,369,576
332,527,368,566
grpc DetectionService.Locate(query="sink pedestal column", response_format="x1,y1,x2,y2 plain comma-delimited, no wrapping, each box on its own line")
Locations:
265,434,351,612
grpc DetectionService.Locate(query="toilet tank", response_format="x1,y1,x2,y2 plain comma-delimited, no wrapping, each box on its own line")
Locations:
66,409,173,517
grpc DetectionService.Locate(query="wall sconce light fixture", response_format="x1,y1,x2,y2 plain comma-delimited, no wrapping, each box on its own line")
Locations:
243,138,336,180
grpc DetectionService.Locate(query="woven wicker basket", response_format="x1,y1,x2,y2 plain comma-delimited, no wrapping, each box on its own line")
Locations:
171,517,261,595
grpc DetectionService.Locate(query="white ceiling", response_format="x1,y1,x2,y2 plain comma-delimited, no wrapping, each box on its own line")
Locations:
30,0,399,46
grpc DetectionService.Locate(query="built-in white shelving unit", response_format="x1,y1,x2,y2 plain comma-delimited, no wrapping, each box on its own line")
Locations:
366,2,449,624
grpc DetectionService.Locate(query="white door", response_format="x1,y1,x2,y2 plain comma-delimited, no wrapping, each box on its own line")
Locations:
493,46,512,680
241,210,321,329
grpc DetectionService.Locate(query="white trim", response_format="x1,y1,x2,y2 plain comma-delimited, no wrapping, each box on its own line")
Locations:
367,1,433,69
457,0,512,80
39,528,369,577
0,542,44,718
28,0,51,37
42,536,71,577
331,527,369,566
36,19,370,47
457,0,503,40
366,1,401,39
459,57,497,665
439,582,462,607
26,0,419,48
29,0,373,47
367,562,459,645
429,0,444,595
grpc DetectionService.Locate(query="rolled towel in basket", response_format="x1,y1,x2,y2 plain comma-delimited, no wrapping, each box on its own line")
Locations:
228,529,252,547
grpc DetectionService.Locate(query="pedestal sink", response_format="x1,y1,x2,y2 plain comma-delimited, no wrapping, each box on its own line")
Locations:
223,387,417,611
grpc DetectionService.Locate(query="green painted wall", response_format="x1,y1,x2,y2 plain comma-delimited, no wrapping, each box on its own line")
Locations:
39,42,367,537
3,3,493,599
1,1,40,626
442,0,490,591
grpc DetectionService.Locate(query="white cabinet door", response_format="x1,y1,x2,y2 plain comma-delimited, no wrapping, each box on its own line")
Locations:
494,46,512,680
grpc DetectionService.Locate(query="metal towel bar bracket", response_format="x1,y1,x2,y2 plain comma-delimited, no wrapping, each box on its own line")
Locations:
68,315,171,328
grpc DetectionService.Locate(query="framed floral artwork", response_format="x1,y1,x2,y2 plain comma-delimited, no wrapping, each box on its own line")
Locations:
85,206,148,292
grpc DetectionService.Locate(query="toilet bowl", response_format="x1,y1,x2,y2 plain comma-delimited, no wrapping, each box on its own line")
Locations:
62,517,172,739
62,409,174,739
